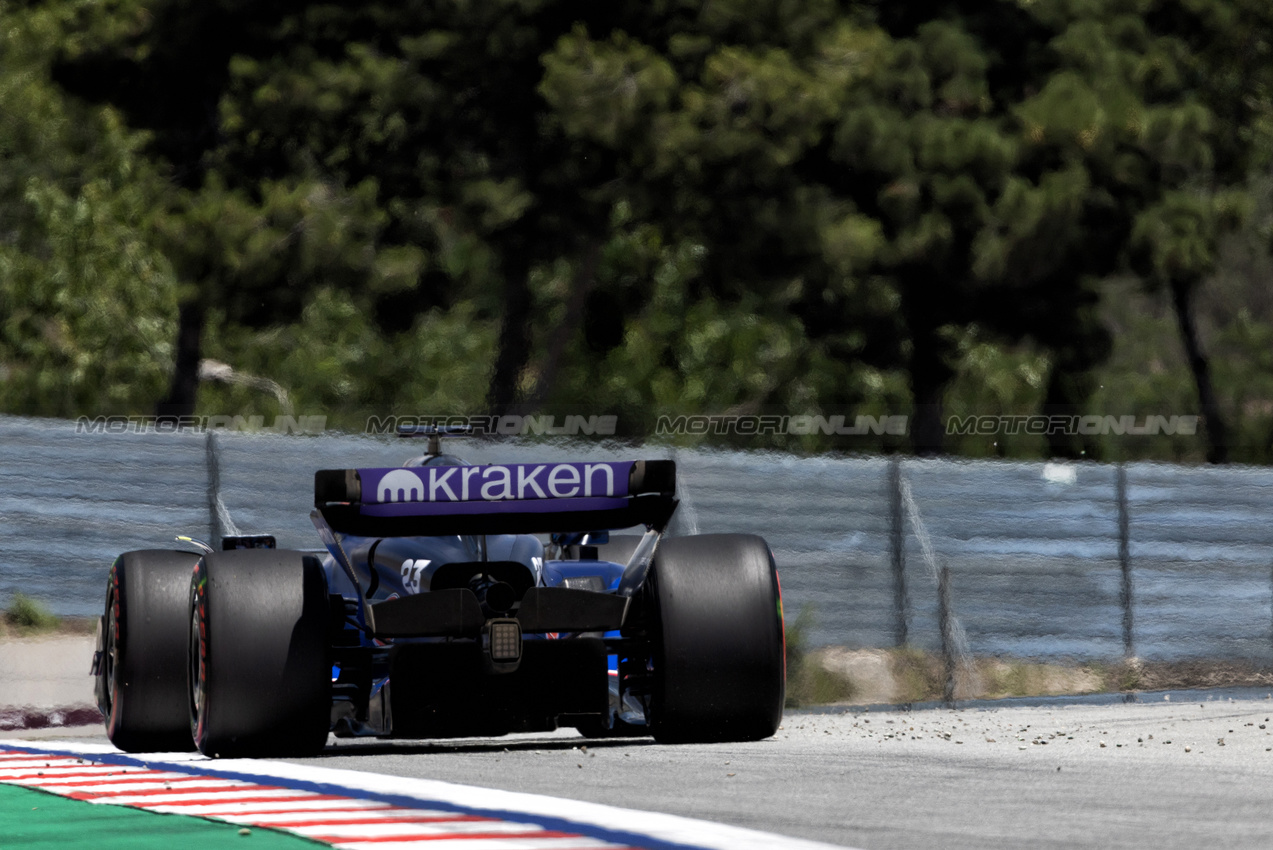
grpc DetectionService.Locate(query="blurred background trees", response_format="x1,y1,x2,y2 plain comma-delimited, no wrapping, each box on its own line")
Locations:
2,0,1273,462
0,4,178,414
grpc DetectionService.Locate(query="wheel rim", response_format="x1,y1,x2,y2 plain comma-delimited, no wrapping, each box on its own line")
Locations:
104,592,119,721
188,606,205,743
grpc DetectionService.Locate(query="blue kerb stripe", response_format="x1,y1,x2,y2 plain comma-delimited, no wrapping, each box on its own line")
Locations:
4,744,709,850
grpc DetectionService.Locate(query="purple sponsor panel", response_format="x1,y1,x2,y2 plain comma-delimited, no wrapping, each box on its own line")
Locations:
360,495,629,517
359,461,634,504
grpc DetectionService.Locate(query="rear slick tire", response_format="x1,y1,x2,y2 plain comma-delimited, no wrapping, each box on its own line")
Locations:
189,549,331,758
647,534,785,744
99,550,201,753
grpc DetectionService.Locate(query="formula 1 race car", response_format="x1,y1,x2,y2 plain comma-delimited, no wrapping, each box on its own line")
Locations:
92,433,785,757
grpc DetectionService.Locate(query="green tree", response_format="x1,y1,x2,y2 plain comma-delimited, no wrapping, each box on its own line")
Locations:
1004,0,1272,461
0,2,177,415
860,0,1273,460
52,1,651,419
538,6,1102,454
539,7,909,444
37,0,1273,463
52,0,412,417
210,2,650,415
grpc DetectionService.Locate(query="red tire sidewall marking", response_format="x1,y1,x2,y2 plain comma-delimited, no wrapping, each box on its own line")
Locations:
191,559,210,747
107,561,124,738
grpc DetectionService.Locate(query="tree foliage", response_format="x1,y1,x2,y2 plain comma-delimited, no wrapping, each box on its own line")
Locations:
0,3,177,414
3,0,1273,461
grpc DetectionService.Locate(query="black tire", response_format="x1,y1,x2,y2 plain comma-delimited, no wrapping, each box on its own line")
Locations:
98,550,201,753
647,534,785,743
190,549,331,758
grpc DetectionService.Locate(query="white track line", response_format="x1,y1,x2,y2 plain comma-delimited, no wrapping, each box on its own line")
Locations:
1,740,857,850
291,821,576,838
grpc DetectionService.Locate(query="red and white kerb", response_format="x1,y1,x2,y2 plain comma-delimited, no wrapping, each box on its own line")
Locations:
0,750,645,850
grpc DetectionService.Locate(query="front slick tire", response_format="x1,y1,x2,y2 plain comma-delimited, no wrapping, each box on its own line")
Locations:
100,550,200,752
190,549,331,758
648,534,785,744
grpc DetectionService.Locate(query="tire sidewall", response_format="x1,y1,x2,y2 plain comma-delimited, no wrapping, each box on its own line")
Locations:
189,549,331,757
648,533,785,742
99,550,200,752
189,556,211,752
103,557,124,739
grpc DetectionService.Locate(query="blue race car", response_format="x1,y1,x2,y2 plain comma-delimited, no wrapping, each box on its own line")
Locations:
92,432,785,757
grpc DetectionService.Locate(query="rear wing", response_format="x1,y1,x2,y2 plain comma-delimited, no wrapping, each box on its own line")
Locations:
315,459,676,536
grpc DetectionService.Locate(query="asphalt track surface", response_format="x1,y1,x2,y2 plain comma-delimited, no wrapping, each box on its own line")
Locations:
16,689,1273,849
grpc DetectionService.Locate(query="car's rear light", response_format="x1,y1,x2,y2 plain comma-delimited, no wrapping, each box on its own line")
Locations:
487,619,522,663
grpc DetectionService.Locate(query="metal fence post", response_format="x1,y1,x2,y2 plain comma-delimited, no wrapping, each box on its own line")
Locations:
889,456,909,646
1117,463,1134,659
938,564,956,707
206,430,223,550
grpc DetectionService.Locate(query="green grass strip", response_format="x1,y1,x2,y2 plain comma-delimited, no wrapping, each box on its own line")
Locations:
0,782,322,849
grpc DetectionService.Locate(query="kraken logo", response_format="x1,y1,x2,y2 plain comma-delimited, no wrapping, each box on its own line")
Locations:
377,469,425,502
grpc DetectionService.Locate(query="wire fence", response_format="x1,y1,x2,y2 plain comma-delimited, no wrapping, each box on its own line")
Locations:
4,414,1273,662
